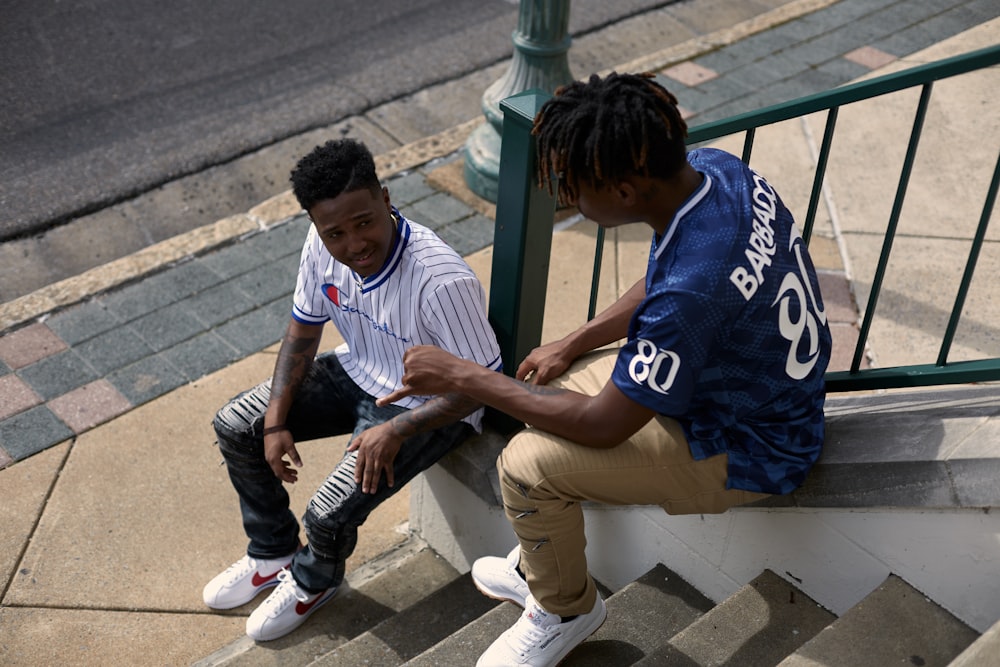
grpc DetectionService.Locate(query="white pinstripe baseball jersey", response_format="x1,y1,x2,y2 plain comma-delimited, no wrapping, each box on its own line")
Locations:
291,209,502,431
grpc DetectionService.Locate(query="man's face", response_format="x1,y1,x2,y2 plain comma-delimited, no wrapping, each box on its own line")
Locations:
308,186,396,277
574,180,632,228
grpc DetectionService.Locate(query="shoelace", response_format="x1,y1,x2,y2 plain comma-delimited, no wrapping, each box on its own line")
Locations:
223,556,257,585
510,605,560,655
263,569,313,614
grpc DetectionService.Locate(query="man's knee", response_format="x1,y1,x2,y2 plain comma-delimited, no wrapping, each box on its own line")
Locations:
213,382,271,445
498,429,558,495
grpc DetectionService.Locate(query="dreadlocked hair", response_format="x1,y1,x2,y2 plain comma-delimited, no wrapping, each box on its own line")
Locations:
533,71,688,205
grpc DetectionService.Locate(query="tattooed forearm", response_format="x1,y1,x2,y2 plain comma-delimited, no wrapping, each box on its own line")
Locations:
270,329,321,403
389,392,481,439
521,382,567,397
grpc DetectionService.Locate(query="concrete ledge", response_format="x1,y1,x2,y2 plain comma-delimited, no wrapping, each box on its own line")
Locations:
438,383,1000,511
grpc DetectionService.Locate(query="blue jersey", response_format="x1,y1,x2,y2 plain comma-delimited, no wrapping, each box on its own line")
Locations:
611,148,831,494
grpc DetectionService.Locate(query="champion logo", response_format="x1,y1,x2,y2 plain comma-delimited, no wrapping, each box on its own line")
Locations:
323,283,341,307
251,568,283,587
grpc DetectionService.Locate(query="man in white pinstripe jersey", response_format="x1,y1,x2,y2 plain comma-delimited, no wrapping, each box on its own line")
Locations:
202,138,502,642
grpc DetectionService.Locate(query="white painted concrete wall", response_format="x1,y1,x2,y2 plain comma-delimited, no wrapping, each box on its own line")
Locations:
411,465,1000,633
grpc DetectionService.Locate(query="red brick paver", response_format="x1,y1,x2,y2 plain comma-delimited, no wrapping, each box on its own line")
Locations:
0,323,68,370
661,61,719,87
844,46,897,70
47,380,133,434
0,374,42,421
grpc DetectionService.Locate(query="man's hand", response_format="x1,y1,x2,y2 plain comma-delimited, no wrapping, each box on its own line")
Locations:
376,346,463,406
264,430,303,483
515,338,577,385
348,422,403,494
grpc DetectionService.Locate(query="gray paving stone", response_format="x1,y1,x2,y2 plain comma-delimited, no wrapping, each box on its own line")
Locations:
107,354,188,405
213,300,288,357
762,16,830,45
0,359,9,375
75,326,155,375
154,258,222,299
692,48,751,78
437,215,497,257
406,192,476,230
875,22,945,58
663,82,706,112
387,171,437,206
130,301,209,352
809,0,900,28
967,0,1000,22
262,216,311,259
236,225,296,262
160,331,242,382
0,405,73,460
813,58,871,87
725,60,788,92
229,260,297,307
694,74,758,112
714,30,800,68
186,282,255,328
784,27,875,68
198,240,266,280
45,299,123,346
98,271,186,322
17,349,98,401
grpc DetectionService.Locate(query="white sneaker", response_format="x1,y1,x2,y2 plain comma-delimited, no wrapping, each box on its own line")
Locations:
246,569,338,641
202,551,297,610
476,593,607,666
472,545,530,607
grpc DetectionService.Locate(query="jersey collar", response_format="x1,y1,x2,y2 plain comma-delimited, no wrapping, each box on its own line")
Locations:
354,206,410,293
653,173,713,261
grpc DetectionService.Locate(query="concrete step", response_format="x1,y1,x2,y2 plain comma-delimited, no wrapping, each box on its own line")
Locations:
194,539,460,667
778,574,979,667
196,541,988,667
656,570,836,666
406,563,714,666
947,617,1000,667
306,572,501,666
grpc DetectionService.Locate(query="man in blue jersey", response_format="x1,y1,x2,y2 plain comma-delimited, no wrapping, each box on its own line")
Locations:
203,138,503,642
379,72,832,666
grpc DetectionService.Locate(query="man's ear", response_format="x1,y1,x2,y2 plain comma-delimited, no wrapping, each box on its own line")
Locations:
615,180,639,207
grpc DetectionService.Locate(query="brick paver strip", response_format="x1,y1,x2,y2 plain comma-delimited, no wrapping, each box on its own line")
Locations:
661,61,719,87
0,323,67,369
844,45,899,69
0,374,42,421
47,379,133,434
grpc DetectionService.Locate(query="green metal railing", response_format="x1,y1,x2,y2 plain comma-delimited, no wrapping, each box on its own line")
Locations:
488,44,1000,393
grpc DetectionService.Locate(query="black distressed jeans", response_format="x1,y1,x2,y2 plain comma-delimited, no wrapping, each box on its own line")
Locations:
213,351,473,593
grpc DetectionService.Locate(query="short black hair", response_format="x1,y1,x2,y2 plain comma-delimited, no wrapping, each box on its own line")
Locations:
533,72,689,204
290,138,380,211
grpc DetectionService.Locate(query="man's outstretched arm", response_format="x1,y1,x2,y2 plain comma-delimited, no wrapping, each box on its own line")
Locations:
379,346,653,449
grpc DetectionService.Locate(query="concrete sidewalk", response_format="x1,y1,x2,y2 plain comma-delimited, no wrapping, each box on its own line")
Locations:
1,1,998,664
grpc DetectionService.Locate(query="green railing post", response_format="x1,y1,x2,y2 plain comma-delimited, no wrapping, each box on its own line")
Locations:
464,0,573,202
488,90,556,379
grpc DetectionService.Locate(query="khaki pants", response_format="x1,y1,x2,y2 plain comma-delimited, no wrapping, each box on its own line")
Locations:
498,349,769,616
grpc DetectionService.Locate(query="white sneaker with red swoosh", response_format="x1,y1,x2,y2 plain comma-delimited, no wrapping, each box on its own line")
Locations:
246,569,338,641
202,551,298,610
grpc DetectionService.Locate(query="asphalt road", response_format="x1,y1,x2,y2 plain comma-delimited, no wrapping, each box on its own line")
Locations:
0,0,675,241
0,0,520,238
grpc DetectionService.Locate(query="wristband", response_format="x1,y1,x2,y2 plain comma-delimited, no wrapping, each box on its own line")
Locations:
262,424,289,436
